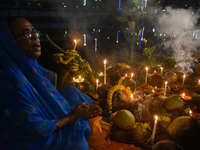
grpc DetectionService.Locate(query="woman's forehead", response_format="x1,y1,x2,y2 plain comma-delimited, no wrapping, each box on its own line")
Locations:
10,18,34,34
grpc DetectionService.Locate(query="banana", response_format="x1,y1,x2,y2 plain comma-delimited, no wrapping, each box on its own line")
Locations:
53,53,64,57
62,56,76,65
72,63,79,67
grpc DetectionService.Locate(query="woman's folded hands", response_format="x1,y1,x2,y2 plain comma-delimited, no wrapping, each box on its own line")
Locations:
72,102,102,120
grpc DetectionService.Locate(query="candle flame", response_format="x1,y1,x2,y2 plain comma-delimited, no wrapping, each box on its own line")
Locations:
152,89,155,93
198,79,200,83
74,39,77,44
183,74,186,79
104,60,107,65
146,67,148,71
155,115,158,121
79,76,81,79
189,110,192,115
182,93,185,97
125,74,127,77
96,79,98,84
131,73,134,78
131,94,133,99
160,67,163,70
165,81,168,85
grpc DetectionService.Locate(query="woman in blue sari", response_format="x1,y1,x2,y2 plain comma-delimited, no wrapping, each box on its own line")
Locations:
0,17,102,150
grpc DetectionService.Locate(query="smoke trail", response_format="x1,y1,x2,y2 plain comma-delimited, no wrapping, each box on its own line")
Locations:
157,8,200,73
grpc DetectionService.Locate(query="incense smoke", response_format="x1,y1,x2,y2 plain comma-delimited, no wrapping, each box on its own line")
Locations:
155,7,200,74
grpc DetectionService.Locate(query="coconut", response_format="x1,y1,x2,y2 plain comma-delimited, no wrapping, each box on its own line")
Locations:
167,116,192,137
97,84,112,99
164,95,183,111
164,71,178,83
114,109,135,130
148,72,165,87
148,97,165,114
121,77,137,93
112,90,131,112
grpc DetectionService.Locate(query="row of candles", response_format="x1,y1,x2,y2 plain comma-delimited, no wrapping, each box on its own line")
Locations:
73,39,200,87
74,61,200,95
145,67,186,85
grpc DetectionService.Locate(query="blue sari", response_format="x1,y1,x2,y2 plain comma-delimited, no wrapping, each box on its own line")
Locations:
0,21,93,150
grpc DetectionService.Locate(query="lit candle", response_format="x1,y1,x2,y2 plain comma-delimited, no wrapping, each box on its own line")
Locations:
182,74,186,87
154,70,156,73
131,73,134,79
182,93,185,98
125,74,127,77
198,79,200,85
160,67,163,74
100,72,103,76
96,79,99,91
74,39,77,50
164,81,167,97
145,67,148,83
131,94,133,100
152,89,155,93
73,77,75,82
104,60,107,84
151,115,158,145
78,75,81,83
189,110,192,117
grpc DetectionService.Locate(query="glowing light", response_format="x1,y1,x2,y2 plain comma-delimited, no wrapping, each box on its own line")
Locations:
182,74,186,87
74,40,77,50
182,93,185,98
116,31,120,43
164,81,168,97
151,115,158,145
131,73,134,78
83,34,86,46
83,0,86,6
118,0,121,9
94,38,97,52
104,60,107,84
145,67,148,83
160,67,163,74
96,79,98,91
189,110,192,116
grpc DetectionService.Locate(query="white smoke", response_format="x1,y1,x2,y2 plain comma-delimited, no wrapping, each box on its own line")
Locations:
156,8,200,74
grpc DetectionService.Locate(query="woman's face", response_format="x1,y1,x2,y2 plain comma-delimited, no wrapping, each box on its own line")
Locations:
9,18,41,61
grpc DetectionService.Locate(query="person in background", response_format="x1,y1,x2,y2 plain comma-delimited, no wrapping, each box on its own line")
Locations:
0,17,102,150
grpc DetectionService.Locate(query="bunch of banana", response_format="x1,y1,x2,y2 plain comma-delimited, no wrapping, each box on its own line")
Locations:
52,53,64,63
107,84,133,110
46,34,96,93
